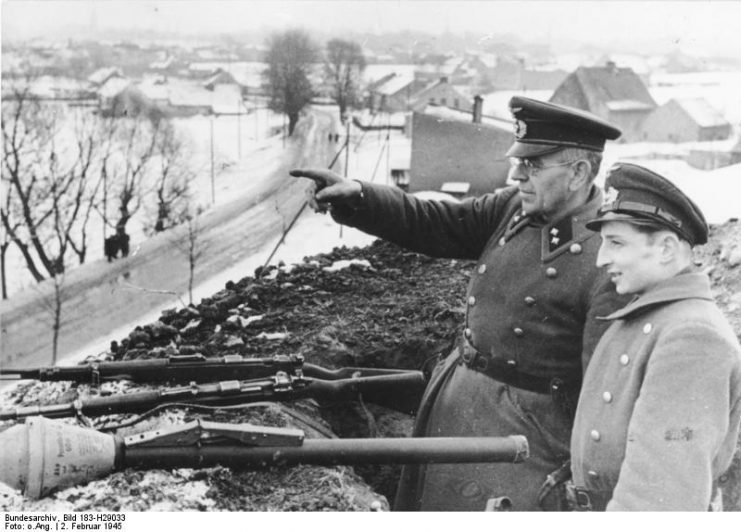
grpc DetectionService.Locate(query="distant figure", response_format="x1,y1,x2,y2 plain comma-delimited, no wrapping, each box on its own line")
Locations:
104,229,131,262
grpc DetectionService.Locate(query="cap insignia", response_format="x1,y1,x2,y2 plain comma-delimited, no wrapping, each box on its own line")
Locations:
603,186,619,206
514,119,527,139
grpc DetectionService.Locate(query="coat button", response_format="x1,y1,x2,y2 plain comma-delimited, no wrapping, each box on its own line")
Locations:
478,264,487,274
524,296,536,306
602,391,613,403
643,323,652,334
619,354,630,366
513,327,524,337
468,296,476,306
499,237,506,247
569,243,583,254
590,430,601,442
506,359,517,366
464,328,472,339
587,470,599,479
546,267,557,278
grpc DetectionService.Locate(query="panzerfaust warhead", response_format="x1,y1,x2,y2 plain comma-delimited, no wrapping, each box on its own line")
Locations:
0,371,427,420
0,417,530,499
0,353,412,385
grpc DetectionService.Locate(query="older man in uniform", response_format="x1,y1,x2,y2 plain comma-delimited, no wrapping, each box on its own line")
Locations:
569,163,741,511
291,97,627,511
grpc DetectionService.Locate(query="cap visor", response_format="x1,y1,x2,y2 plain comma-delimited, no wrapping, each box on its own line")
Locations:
505,141,563,158
585,212,658,232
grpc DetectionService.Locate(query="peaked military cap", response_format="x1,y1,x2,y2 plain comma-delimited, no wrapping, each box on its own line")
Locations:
506,96,622,158
586,163,709,246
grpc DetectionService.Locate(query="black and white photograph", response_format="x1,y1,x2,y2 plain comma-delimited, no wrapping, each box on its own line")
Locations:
1,0,740,523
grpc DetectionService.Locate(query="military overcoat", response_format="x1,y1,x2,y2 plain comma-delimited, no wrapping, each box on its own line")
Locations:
333,182,627,510
571,272,741,511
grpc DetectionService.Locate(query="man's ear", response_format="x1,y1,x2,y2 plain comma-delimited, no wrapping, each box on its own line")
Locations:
567,160,591,191
657,231,681,264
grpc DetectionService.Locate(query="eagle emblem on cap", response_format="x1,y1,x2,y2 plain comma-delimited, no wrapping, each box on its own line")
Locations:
603,186,619,206
514,119,527,139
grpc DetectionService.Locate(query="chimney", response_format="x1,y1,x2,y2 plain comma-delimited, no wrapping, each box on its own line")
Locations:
472,95,483,124
606,60,618,73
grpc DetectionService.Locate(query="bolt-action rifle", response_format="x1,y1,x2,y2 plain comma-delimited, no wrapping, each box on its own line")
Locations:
0,354,411,385
0,416,530,500
0,371,426,421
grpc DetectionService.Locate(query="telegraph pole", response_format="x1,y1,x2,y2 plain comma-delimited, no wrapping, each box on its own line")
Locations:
210,114,215,204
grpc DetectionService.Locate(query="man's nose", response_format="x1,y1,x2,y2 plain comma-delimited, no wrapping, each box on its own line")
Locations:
509,166,528,182
595,242,610,267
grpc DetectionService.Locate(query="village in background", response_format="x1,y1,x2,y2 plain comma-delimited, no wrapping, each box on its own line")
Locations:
2,21,741,299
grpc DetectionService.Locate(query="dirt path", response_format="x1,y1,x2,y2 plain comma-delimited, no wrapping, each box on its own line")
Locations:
0,109,337,370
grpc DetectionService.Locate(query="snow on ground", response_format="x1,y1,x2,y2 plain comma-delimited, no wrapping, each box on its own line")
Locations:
3,107,287,297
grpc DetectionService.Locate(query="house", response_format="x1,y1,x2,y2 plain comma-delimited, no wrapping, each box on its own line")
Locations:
408,96,513,196
408,77,472,113
203,69,239,91
88,67,124,88
549,61,657,141
642,98,732,143
367,73,426,113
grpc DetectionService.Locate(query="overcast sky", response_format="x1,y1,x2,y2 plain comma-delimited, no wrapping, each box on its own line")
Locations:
3,0,741,56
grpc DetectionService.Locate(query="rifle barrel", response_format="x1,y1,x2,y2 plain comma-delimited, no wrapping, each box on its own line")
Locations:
0,372,427,421
0,357,413,384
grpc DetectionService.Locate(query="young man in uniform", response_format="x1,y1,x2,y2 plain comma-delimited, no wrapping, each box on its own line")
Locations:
570,163,741,511
291,97,627,511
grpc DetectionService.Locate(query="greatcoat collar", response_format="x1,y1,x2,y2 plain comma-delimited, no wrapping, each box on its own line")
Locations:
601,271,714,321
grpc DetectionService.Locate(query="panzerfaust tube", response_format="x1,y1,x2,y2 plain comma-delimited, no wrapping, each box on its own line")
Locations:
0,417,528,499
124,436,530,469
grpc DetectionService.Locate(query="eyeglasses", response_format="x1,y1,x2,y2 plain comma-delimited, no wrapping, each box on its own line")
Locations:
508,157,577,178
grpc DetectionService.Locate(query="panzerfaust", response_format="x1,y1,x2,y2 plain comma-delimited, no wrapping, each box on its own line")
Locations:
0,353,412,385
0,417,530,499
0,371,427,421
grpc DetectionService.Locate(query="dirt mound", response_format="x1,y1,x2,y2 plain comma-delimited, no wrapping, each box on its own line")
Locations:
2,219,740,511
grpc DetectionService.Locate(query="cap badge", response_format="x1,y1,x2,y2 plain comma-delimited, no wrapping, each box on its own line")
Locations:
514,119,527,139
603,186,619,206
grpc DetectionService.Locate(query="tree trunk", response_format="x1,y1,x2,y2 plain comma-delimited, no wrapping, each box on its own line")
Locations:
0,244,8,300
288,113,300,136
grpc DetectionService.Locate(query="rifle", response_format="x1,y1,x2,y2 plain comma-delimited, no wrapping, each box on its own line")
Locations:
0,354,412,385
0,416,530,500
0,371,426,421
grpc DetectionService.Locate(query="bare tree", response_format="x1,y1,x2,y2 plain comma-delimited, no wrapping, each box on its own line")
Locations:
171,210,207,305
34,272,68,365
149,121,196,234
1,87,106,286
325,39,366,122
2,87,68,281
102,116,160,237
264,29,318,136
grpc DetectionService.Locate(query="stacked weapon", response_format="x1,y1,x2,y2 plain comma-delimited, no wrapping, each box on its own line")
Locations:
0,417,529,499
0,355,530,501
0,353,411,385
0,370,426,421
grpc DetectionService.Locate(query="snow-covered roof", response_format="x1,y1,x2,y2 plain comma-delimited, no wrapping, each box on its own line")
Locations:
480,89,554,120
673,97,730,128
375,74,416,96
420,104,513,133
606,99,656,112
88,67,123,86
98,77,131,99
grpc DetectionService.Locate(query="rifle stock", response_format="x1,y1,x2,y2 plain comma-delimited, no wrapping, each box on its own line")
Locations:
0,371,427,421
0,354,413,385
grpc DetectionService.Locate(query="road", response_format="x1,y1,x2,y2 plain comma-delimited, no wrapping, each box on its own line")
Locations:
0,108,338,370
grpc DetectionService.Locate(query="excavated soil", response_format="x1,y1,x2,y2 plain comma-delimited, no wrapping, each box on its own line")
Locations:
2,218,740,511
